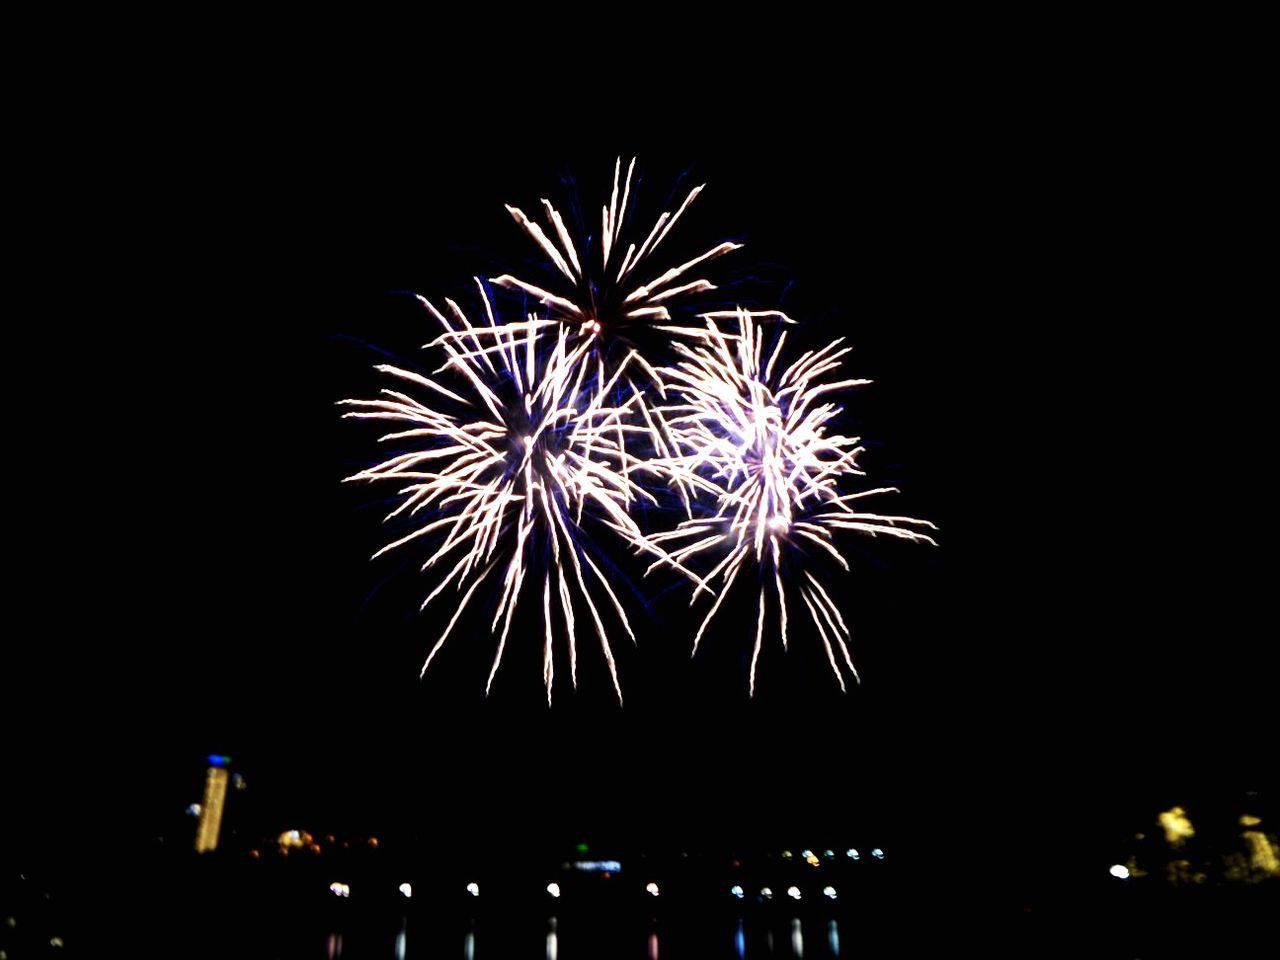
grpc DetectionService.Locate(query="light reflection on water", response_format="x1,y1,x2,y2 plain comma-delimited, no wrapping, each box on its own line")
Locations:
791,917,805,958
317,916,844,958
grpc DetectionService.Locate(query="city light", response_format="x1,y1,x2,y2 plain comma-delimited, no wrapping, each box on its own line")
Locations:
823,885,838,899
466,882,480,897
871,848,885,860
760,887,773,899
787,886,802,900
398,883,412,898
730,885,745,899
1109,864,1130,879
329,882,350,898
1241,829,1280,876
846,848,859,860
1159,807,1195,846
645,882,660,897
546,882,561,898
195,763,230,854
573,860,623,874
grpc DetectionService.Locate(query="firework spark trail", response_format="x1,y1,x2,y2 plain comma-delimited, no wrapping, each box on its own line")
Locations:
645,310,937,694
340,283,698,704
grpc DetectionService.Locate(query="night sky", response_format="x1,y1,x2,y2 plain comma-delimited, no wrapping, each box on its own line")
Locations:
10,75,1270,894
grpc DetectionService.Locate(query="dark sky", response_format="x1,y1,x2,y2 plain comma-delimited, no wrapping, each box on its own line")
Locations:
10,73,1271,879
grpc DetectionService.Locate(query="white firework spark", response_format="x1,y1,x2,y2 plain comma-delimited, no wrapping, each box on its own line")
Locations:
647,310,937,695
340,282,684,704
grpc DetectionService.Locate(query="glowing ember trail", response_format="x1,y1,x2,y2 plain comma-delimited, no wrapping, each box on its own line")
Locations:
340,282,689,704
646,310,937,694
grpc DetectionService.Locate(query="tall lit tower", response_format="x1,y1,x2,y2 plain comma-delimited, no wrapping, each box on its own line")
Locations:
195,754,231,853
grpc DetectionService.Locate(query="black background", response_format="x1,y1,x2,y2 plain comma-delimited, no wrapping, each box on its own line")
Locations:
9,61,1271,908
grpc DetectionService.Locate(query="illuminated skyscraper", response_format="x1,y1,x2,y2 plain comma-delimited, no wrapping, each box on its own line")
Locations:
195,754,231,853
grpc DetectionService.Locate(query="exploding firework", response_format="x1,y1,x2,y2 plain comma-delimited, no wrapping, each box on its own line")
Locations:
646,310,937,694
342,159,934,699
340,282,685,703
493,156,741,336
426,159,764,399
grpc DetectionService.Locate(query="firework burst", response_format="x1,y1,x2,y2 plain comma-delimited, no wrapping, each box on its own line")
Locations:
340,282,683,703
493,156,741,335
426,159,760,398
647,310,937,694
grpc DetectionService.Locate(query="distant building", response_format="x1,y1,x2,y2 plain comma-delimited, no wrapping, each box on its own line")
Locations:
195,755,231,853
